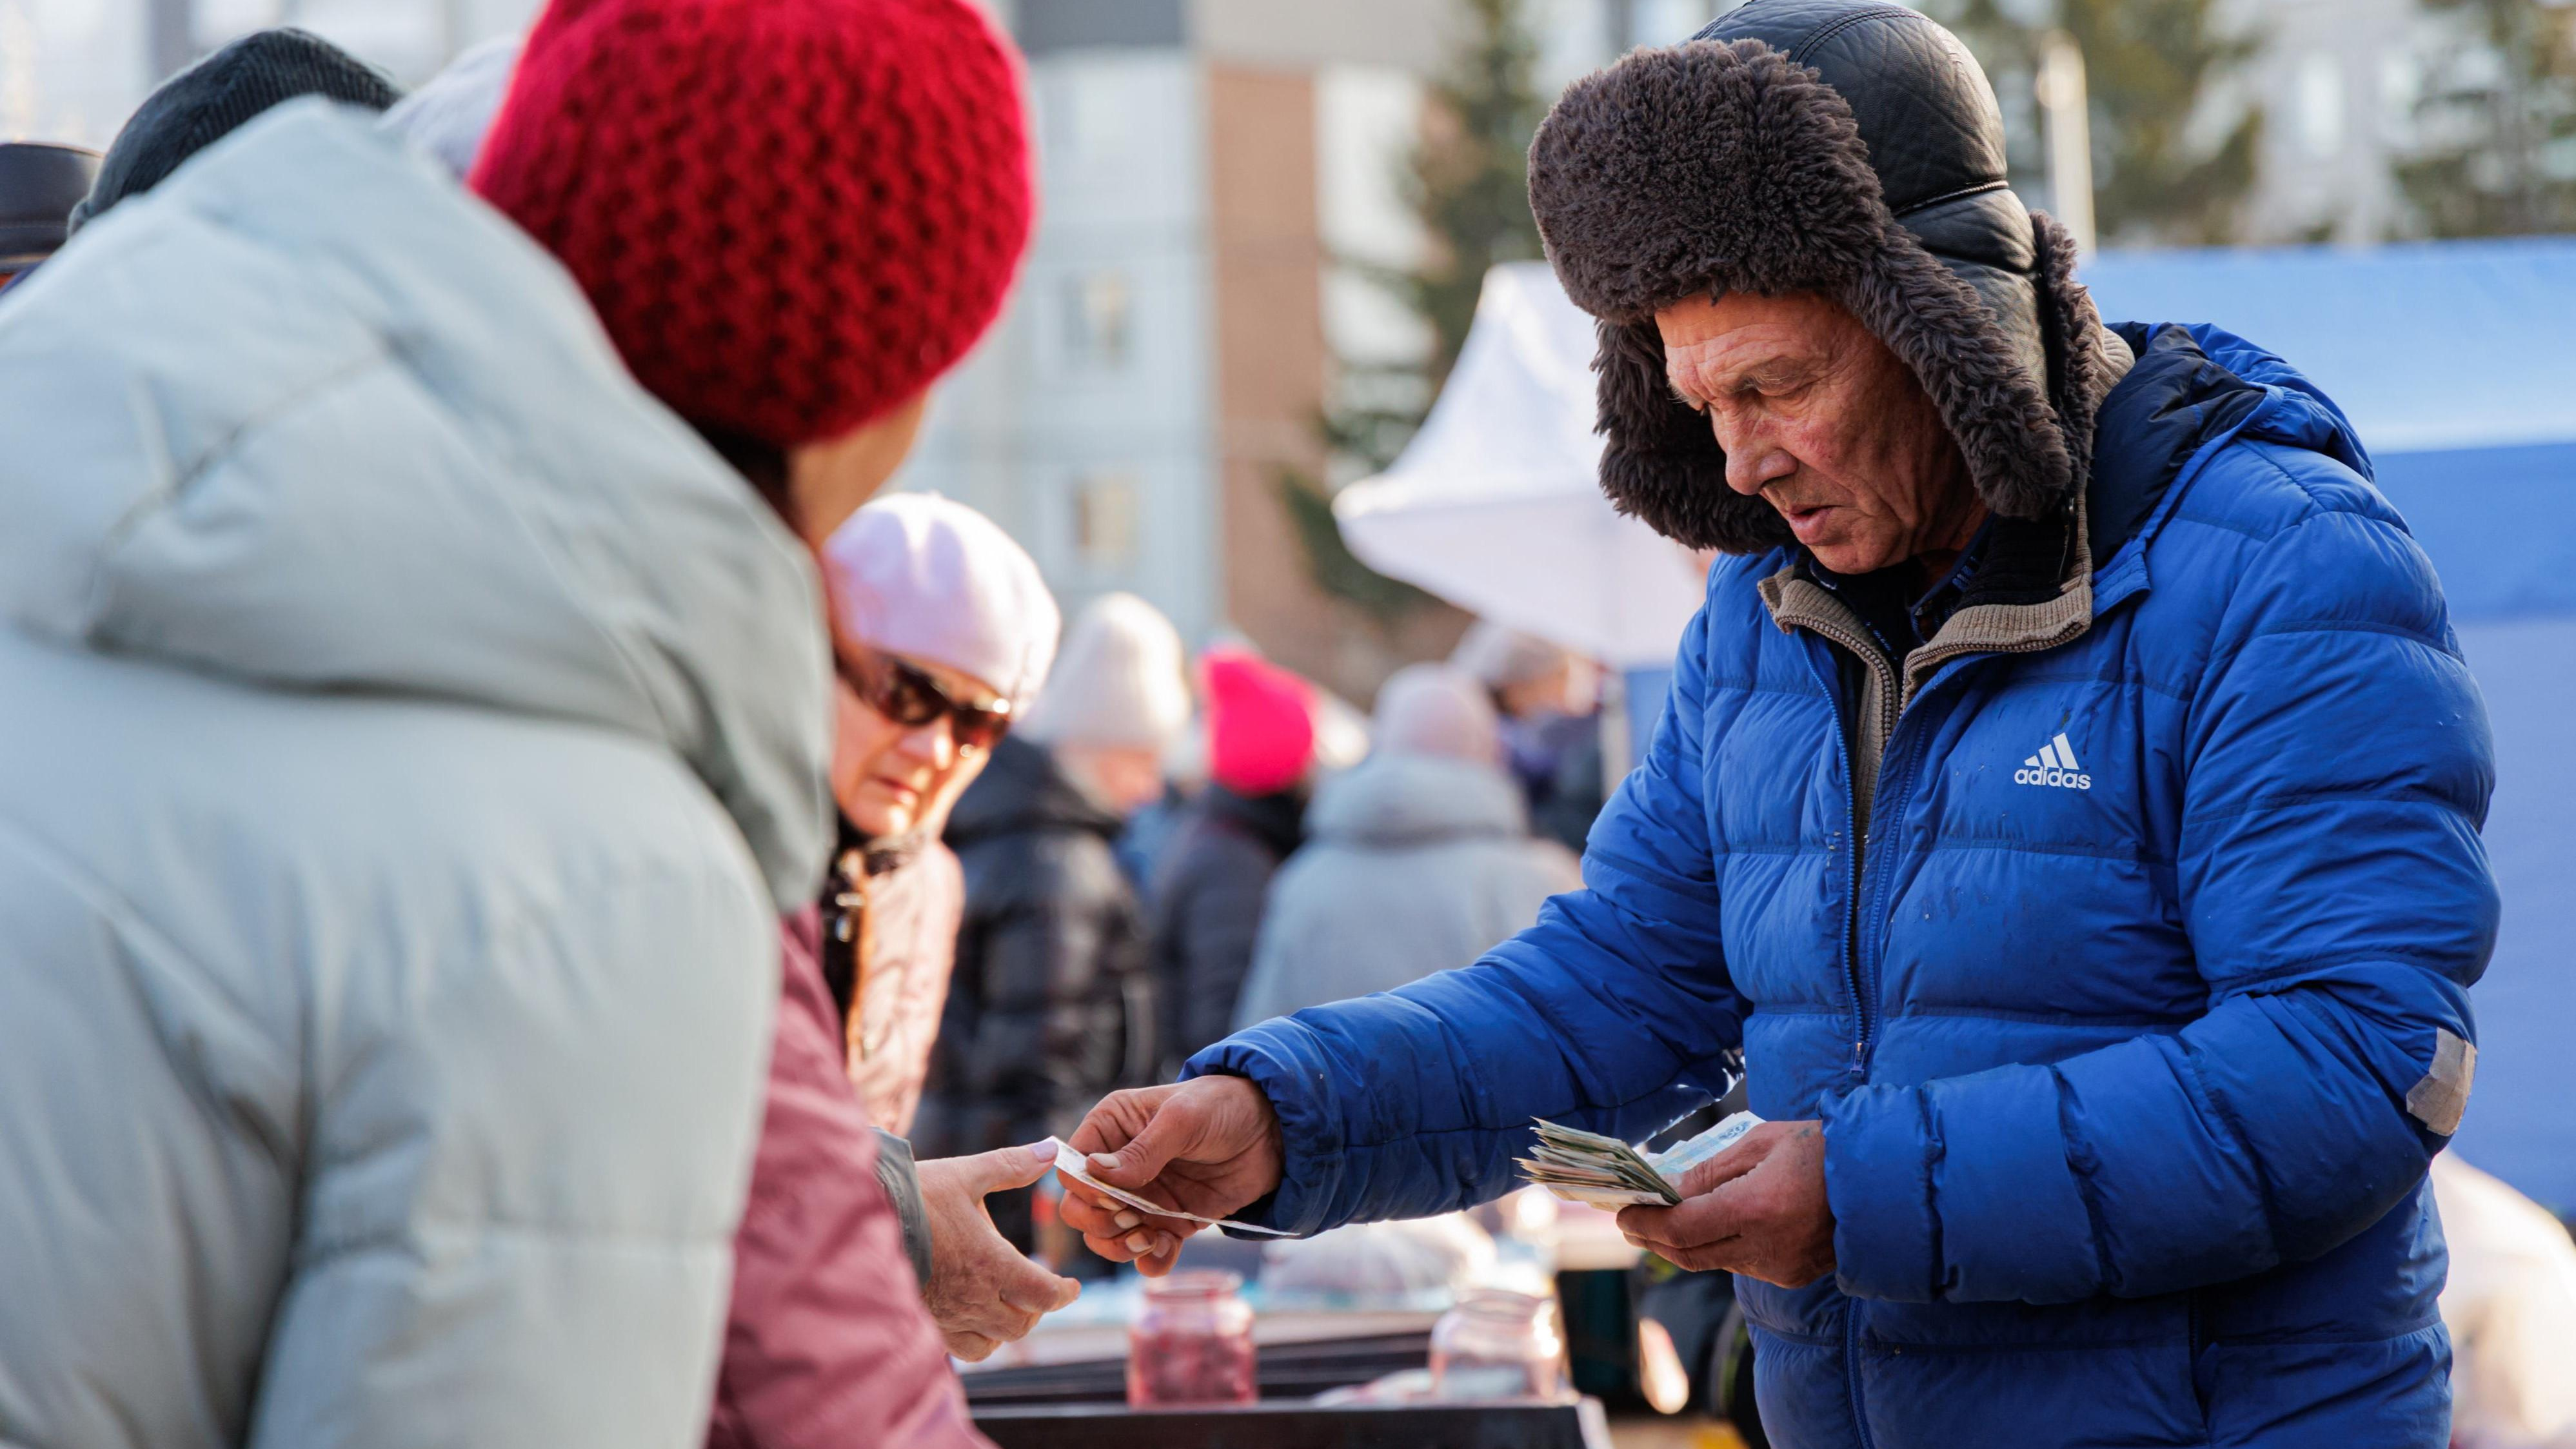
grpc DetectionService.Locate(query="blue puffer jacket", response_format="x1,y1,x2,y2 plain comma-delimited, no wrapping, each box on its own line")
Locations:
1194,324,2497,1448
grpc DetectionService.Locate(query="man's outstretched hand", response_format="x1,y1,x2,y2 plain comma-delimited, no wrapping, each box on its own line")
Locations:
1059,1078,1284,1276
1614,1119,1837,1287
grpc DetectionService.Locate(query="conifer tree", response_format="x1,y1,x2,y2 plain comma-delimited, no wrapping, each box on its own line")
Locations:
1289,0,1549,617
1929,0,2264,245
2397,0,2576,237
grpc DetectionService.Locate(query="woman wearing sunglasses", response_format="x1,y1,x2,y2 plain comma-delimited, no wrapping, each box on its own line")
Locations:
818,495,1057,1135
812,495,1094,1358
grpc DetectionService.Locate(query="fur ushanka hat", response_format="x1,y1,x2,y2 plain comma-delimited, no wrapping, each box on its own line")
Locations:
1527,0,2113,555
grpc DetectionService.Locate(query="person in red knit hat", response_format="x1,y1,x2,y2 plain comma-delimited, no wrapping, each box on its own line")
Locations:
466,3,1046,1444
473,0,1033,545
0,1,1030,1446
402,16,1059,1444
1145,649,1321,1081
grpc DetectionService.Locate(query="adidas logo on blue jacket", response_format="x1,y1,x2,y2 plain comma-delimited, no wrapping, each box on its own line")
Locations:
2014,732,2092,790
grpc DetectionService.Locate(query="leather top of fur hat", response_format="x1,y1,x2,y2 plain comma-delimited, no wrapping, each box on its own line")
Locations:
1527,0,2113,554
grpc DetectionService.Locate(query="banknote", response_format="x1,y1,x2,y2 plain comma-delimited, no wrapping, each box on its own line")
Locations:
1043,1137,1300,1237
1518,1111,1765,1208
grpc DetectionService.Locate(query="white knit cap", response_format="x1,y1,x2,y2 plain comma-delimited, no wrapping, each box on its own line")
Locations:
824,494,1060,711
1449,620,1577,692
1018,592,1190,752
381,34,522,179
1374,663,1501,767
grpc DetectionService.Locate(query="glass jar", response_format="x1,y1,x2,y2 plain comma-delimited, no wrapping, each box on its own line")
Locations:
1429,1288,1568,1401
1127,1270,1258,1408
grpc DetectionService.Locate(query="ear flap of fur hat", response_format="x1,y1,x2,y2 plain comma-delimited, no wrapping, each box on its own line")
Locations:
1593,316,1787,553
1531,9,2095,554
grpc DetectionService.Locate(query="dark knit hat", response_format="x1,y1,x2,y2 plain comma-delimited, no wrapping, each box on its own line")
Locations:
69,28,401,234
472,0,1035,449
0,143,100,274
1527,0,2109,555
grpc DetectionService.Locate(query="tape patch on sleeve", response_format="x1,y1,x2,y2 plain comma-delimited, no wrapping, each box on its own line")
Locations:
2404,1028,2475,1136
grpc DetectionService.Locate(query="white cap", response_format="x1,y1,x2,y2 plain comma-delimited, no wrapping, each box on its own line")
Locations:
381,34,522,179
1373,663,1501,767
824,494,1059,711
1450,620,1577,691
1018,592,1190,752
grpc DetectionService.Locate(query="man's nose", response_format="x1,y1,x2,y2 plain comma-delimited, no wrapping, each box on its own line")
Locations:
1716,419,1796,497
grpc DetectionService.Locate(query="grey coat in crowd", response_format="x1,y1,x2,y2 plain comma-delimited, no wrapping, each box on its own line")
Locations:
1233,753,1580,1029
1149,784,1305,1073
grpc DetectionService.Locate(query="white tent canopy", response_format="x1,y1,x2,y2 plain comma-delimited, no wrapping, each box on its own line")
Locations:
1333,262,1709,669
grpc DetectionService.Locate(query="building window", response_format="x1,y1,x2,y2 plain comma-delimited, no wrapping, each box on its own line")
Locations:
1064,270,1133,372
1073,473,1142,571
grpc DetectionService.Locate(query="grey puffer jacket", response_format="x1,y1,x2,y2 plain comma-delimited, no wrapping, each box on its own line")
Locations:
1232,753,1580,1029
0,104,830,1449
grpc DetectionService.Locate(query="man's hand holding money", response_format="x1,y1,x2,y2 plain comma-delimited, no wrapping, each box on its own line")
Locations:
1059,1077,1285,1274
1614,1119,1837,1288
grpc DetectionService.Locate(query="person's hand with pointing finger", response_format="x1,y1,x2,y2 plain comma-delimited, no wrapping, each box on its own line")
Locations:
1058,1078,1285,1274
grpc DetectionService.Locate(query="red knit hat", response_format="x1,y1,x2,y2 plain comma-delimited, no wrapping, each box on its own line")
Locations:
471,0,1033,448
1203,649,1315,798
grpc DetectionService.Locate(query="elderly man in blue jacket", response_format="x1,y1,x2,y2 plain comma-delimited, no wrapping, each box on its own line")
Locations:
1060,5,2497,1444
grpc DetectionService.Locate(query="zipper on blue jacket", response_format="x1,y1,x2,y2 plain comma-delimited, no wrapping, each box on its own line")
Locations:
1834,720,1869,1076
1787,622,1889,1081
1852,722,1934,1078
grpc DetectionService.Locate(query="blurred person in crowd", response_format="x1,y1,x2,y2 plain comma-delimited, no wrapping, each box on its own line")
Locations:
2432,1156,2576,1449
919,592,1189,1259
0,0,1033,1445
1231,663,1580,1029
1148,647,1315,1074
65,28,401,237
0,141,97,291
1060,6,2495,1446
1452,620,1607,854
1116,711,1206,894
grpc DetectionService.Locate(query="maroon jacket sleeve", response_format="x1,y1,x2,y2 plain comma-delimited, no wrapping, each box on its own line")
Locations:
706,915,990,1449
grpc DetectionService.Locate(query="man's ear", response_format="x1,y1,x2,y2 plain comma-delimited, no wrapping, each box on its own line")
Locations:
1595,319,1789,555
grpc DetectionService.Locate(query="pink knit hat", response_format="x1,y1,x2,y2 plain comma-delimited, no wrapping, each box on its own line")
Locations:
1202,649,1315,796
823,494,1058,710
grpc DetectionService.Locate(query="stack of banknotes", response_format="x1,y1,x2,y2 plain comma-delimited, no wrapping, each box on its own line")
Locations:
1517,1111,1765,1208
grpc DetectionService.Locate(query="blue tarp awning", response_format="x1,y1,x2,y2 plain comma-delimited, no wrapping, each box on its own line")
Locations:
2085,239,2576,622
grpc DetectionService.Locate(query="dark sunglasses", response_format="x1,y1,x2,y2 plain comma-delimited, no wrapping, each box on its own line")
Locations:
838,648,1013,754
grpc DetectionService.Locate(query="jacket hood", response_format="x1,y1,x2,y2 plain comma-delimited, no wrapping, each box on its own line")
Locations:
2086,320,2371,570
0,101,832,908
1306,753,1531,851
1527,0,2123,555
946,734,1125,845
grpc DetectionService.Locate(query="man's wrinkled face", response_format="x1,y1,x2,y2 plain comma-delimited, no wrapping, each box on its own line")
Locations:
1656,290,1981,576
